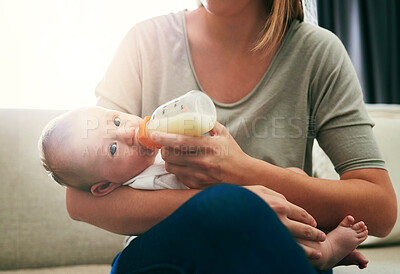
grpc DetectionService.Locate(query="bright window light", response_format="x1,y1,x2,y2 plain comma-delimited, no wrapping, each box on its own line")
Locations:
0,0,198,109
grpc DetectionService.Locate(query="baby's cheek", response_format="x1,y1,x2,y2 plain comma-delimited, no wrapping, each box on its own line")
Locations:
113,144,137,159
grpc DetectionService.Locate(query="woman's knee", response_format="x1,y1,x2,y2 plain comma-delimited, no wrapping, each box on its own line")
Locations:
184,184,267,215
169,185,306,269
177,184,278,236
116,184,311,274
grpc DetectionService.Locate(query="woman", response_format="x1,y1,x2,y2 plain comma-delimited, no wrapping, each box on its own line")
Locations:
66,0,397,272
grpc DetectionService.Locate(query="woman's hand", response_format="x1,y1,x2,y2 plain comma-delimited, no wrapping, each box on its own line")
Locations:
243,185,326,260
151,122,249,188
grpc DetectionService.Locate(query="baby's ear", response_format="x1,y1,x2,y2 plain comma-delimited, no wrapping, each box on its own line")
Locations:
91,181,120,196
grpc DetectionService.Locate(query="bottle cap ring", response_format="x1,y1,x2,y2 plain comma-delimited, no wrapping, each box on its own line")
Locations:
138,116,162,150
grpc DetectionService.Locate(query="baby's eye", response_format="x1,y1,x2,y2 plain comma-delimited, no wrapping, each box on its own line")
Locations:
114,117,121,127
110,143,117,156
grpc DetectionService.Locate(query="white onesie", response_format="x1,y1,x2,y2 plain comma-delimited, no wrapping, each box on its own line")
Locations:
122,152,188,190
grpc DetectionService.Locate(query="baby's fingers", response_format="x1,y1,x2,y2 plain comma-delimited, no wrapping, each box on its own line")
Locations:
298,243,322,260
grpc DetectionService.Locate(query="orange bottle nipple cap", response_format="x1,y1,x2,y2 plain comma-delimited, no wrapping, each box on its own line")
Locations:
138,116,162,150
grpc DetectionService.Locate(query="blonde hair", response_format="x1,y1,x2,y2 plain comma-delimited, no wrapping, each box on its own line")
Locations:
254,0,304,56
38,111,92,192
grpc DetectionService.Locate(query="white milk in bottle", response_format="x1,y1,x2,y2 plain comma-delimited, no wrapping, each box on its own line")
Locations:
138,90,217,150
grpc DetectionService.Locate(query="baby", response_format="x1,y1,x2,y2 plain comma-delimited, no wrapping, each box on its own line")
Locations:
38,106,187,196
38,106,368,270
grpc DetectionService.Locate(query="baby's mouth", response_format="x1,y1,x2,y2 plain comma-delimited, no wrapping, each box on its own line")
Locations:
134,131,158,155
139,142,157,154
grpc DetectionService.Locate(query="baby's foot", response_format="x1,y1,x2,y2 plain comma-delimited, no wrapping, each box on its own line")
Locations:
309,215,368,270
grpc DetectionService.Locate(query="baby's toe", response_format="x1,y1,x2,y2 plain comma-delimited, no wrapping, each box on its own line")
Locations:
355,225,367,234
352,221,366,231
357,229,368,241
339,215,355,228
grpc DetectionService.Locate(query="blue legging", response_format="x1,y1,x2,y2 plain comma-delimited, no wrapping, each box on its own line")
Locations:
111,184,331,274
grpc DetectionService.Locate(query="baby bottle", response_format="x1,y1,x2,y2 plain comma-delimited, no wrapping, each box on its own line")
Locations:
138,90,217,150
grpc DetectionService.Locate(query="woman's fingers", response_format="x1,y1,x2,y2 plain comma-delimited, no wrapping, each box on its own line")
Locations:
298,243,322,260
242,185,326,242
151,131,209,151
153,122,242,187
164,162,219,188
286,220,326,242
286,202,317,228
160,148,187,165
209,121,228,136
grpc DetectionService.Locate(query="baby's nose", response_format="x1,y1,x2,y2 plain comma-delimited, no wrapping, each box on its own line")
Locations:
116,126,135,146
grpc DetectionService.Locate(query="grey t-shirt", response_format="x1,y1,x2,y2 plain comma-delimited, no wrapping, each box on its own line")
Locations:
96,11,385,176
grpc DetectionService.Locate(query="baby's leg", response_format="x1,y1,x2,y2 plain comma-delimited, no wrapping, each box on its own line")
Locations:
298,215,368,270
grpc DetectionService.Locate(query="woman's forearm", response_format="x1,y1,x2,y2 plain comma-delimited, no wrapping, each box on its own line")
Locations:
237,156,397,237
66,186,201,235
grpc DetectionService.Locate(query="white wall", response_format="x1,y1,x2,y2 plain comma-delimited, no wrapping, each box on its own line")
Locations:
0,0,197,109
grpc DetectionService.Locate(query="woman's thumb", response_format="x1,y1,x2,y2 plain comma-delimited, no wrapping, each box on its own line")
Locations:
209,121,228,136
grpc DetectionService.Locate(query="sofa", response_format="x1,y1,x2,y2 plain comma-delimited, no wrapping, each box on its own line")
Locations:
0,106,399,273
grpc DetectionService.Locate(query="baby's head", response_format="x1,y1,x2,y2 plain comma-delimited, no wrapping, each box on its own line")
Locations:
38,106,158,196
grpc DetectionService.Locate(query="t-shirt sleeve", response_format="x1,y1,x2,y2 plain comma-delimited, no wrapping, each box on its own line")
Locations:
95,26,143,115
310,29,385,175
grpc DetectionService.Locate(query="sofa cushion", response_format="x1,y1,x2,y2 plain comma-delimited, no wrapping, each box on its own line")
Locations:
0,109,125,270
0,264,111,274
313,104,400,246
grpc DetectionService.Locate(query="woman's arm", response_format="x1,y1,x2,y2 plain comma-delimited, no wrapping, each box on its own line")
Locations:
66,186,201,235
66,182,327,258
151,124,397,237
242,158,397,237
